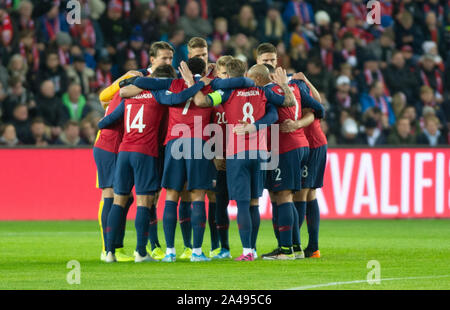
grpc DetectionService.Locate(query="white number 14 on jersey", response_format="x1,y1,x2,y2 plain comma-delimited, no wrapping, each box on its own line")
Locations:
126,105,146,133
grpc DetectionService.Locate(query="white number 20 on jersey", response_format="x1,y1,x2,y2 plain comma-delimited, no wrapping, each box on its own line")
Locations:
126,105,146,133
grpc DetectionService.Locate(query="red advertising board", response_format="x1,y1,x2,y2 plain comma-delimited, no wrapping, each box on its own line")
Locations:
0,148,448,220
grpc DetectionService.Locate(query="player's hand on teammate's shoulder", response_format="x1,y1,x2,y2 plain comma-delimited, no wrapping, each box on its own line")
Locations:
272,67,288,86
291,72,307,81
126,70,144,77
200,76,212,86
179,61,195,87
233,120,257,135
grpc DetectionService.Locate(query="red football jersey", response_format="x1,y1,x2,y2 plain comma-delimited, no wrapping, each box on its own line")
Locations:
164,79,213,144
271,83,309,154
94,92,124,153
119,90,166,157
304,119,327,149
222,87,268,156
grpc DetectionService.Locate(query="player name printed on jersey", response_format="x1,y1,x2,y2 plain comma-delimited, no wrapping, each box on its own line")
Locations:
235,90,261,97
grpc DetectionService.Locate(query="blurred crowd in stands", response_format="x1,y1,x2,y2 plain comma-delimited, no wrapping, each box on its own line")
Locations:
0,0,449,147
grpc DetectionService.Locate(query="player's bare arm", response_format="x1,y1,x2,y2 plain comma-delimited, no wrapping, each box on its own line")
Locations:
272,67,296,107
292,72,321,103
280,108,315,133
120,85,143,98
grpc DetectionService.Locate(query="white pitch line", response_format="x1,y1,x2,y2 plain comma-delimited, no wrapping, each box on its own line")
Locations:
288,275,450,290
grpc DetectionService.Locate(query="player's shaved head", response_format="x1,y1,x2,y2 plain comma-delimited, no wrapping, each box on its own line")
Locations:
247,64,271,86
151,64,178,78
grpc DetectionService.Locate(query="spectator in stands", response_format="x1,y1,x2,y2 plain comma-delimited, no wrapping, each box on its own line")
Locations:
54,120,88,146
358,117,387,146
283,0,315,30
387,117,416,145
290,38,308,73
54,32,72,69
167,28,187,69
357,53,390,96
383,50,419,101
230,5,258,39
259,6,285,44
416,85,447,128
15,30,40,75
227,33,256,64
80,118,97,145
394,11,424,54
117,25,149,71
99,0,130,59
0,4,15,50
69,11,103,57
423,11,446,57
10,103,32,144
10,1,35,33
2,76,35,123
416,115,447,146
360,81,396,127
0,123,20,146
400,105,421,138
337,117,361,144
336,32,364,70
35,79,63,140
66,55,95,98
61,82,91,124
416,53,444,103
309,32,337,73
341,0,366,26
178,0,212,41
367,29,396,69
93,55,112,92
212,17,230,45
27,117,50,146
400,45,416,71
135,4,160,47
391,91,407,118
332,75,359,119
7,54,28,83
35,50,69,97
36,2,69,46
305,57,334,99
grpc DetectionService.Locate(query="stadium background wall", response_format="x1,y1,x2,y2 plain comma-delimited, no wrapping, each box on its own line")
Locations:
0,147,449,220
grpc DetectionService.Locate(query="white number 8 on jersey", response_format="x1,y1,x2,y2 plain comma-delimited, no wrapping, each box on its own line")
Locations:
242,102,255,123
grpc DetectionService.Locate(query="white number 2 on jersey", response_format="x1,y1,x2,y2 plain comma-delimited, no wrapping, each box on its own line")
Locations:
126,105,146,133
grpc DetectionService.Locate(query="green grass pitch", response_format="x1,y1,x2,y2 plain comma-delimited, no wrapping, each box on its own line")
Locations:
1,219,449,290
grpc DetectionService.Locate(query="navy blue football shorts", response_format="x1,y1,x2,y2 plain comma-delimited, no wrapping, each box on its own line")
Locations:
226,150,268,201
267,147,310,192
93,147,117,189
114,151,159,196
162,138,215,192
302,144,327,189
